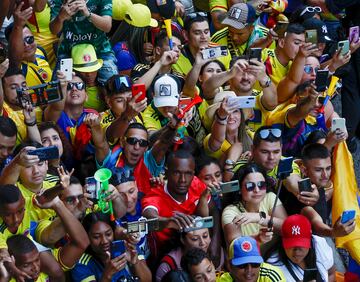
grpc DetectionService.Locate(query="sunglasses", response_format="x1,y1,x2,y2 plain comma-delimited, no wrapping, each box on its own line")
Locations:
186,12,207,19
245,181,267,191
237,263,261,269
24,36,35,45
113,76,132,93
67,82,85,91
304,65,320,74
126,137,149,147
258,128,282,139
64,194,85,205
300,6,322,16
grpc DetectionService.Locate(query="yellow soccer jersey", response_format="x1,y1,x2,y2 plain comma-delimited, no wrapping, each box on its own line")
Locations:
203,134,231,159
210,0,227,12
211,26,268,58
85,86,106,112
245,91,273,133
3,103,43,145
262,48,292,87
17,181,57,221
10,272,49,282
21,47,52,88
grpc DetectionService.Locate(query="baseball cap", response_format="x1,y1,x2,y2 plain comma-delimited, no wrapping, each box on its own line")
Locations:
124,4,158,28
221,3,257,30
147,0,175,19
282,214,312,249
153,74,180,108
112,0,133,21
228,236,264,266
113,42,137,72
302,18,332,43
71,44,103,73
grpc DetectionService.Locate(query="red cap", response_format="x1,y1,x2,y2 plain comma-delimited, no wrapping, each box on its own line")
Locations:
282,215,312,249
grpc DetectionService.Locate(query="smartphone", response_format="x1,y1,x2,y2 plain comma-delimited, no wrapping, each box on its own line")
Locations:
126,218,160,233
298,178,312,193
21,0,31,10
0,43,7,64
337,40,350,55
277,157,293,179
131,84,146,103
219,180,240,194
273,21,289,37
305,29,318,44
60,58,73,81
314,70,329,92
36,184,64,205
341,210,356,224
28,146,59,161
179,97,192,110
85,177,99,202
227,96,256,109
331,117,346,132
201,46,228,60
248,48,262,64
303,268,317,282
111,240,125,259
349,26,359,43
17,81,62,107
183,216,213,232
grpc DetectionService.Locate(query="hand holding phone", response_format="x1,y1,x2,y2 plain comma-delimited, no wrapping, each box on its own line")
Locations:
305,29,318,44
201,46,228,60
248,48,262,64
218,180,240,194
227,96,256,109
183,216,213,232
60,58,73,81
131,84,146,103
28,146,59,161
337,40,350,55
36,184,64,205
331,118,346,132
111,240,125,259
341,210,356,224
277,157,293,179
303,268,317,282
298,178,312,193
315,70,329,92
349,26,360,43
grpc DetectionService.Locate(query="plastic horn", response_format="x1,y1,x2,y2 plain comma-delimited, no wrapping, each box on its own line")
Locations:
177,95,203,119
94,168,115,221
164,19,173,50
326,75,339,97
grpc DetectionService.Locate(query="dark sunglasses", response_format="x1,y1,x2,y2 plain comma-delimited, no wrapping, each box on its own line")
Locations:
24,36,35,45
186,12,207,19
67,82,85,91
126,137,149,147
64,194,85,205
237,263,261,269
304,65,319,74
245,181,267,191
258,128,282,139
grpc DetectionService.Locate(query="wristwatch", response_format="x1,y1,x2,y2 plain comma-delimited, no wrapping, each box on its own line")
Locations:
260,76,272,88
225,159,235,166
259,211,267,224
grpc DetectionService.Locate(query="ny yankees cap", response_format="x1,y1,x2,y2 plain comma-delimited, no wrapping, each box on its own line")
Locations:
282,214,312,249
302,18,332,43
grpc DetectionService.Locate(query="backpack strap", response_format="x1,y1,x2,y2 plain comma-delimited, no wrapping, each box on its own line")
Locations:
161,254,178,271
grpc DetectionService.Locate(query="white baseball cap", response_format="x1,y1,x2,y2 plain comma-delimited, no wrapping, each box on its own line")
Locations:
153,74,180,108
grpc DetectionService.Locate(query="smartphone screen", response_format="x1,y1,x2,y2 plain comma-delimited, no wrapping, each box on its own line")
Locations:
111,240,125,259
85,177,98,202
248,48,262,63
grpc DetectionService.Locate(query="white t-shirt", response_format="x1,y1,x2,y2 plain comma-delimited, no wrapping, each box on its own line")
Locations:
266,235,334,282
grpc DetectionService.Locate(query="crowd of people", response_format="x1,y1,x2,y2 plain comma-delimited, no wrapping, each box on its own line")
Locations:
0,0,360,281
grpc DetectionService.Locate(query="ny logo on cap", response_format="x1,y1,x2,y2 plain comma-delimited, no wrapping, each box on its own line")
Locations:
292,226,301,235
159,84,171,96
229,8,242,20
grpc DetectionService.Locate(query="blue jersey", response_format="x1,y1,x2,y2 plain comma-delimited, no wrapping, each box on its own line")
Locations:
71,253,130,282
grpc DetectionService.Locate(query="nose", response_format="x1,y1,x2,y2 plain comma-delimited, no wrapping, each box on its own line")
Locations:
268,153,275,160
210,175,217,183
0,148,8,158
199,237,206,247
321,169,329,179
31,261,40,275
180,173,186,183
134,142,140,150
100,234,109,244
32,165,40,174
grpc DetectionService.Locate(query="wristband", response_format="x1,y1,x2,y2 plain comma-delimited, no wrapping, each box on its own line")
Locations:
86,11,92,21
24,119,37,126
215,110,228,121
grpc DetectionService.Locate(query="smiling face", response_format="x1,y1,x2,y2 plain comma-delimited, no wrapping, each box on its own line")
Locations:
240,172,267,205
303,157,331,188
199,62,223,84
227,109,242,132
3,74,27,107
123,128,148,166
65,76,88,107
231,263,260,282
230,65,257,94
89,221,114,256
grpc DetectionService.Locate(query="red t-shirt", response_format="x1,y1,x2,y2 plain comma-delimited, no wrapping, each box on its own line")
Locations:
141,176,207,244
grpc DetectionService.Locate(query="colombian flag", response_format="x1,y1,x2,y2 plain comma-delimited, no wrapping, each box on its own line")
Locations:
331,141,360,264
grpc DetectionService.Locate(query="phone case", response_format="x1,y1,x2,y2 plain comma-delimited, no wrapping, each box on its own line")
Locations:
277,157,293,178
341,210,356,224
248,48,262,62
331,118,346,132
303,268,317,282
36,184,64,204
60,59,73,81
298,178,312,192
305,29,317,44
227,96,256,109
132,84,146,103
28,146,59,161
183,217,213,232
315,70,329,92
219,180,240,194
111,240,125,259
349,26,359,43
338,40,350,55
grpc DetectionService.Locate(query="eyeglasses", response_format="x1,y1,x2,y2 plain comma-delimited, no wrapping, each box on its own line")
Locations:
113,75,132,93
304,65,319,74
300,6,322,16
186,12,207,19
237,263,261,269
24,36,35,45
64,194,85,205
126,137,149,147
67,82,85,91
245,181,267,191
258,128,282,139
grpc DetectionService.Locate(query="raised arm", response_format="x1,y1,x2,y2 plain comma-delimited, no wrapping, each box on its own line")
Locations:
49,0,77,35
277,43,317,103
23,103,41,143
286,85,319,127
0,59,9,115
